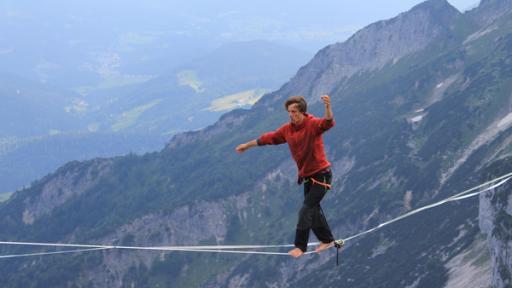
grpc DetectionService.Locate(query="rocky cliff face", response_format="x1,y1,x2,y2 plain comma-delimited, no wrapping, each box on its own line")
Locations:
89,194,248,287
479,164,512,288
468,0,512,25
269,0,462,105
21,159,113,225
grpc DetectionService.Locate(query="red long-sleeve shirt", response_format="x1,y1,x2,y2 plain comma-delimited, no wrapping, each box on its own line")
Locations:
257,113,335,178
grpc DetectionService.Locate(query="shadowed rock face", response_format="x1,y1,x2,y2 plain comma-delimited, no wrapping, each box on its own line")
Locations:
480,176,512,288
21,159,113,224
468,0,512,26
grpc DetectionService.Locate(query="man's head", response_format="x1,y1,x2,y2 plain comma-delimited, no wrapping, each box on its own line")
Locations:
285,96,307,113
285,96,307,125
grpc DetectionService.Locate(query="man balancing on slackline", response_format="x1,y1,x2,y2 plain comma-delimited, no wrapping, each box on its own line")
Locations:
235,95,340,258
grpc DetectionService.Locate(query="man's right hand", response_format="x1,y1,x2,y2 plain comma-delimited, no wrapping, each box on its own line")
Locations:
235,143,249,153
235,140,258,153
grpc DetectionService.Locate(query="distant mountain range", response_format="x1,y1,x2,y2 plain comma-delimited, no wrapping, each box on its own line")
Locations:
0,40,310,193
1,0,512,287
84,40,312,134
0,74,83,137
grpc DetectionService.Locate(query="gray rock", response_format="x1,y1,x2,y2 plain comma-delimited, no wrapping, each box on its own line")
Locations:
258,0,461,106
479,182,512,288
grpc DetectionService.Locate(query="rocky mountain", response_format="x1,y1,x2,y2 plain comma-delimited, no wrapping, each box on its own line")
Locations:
269,0,466,105
479,159,512,288
0,132,167,194
468,0,512,25
1,0,512,287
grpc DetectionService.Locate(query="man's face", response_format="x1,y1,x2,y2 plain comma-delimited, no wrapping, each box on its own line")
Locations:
287,103,304,125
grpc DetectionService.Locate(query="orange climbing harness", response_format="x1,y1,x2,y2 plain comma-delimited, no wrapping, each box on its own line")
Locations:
306,177,332,190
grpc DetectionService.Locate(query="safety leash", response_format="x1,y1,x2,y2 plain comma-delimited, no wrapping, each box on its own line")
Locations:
334,239,345,266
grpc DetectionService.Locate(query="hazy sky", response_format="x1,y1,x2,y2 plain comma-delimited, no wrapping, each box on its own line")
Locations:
202,0,481,49
1,0,482,52
0,0,482,84
204,0,482,49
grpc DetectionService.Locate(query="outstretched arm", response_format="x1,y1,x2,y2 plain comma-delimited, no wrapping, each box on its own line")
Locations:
235,139,258,153
236,125,286,153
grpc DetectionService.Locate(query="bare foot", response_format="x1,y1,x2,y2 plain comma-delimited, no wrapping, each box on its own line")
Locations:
288,248,304,258
315,241,334,253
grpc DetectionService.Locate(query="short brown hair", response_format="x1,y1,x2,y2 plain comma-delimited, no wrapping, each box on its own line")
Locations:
285,96,307,113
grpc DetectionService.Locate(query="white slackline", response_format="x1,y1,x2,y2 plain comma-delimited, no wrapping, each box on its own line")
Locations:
0,247,111,259
1,172,510,258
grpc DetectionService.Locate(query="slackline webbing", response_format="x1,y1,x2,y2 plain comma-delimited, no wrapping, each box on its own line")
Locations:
1,171,511,259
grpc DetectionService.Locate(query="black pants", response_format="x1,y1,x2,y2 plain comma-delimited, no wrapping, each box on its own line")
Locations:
294,169,334,252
